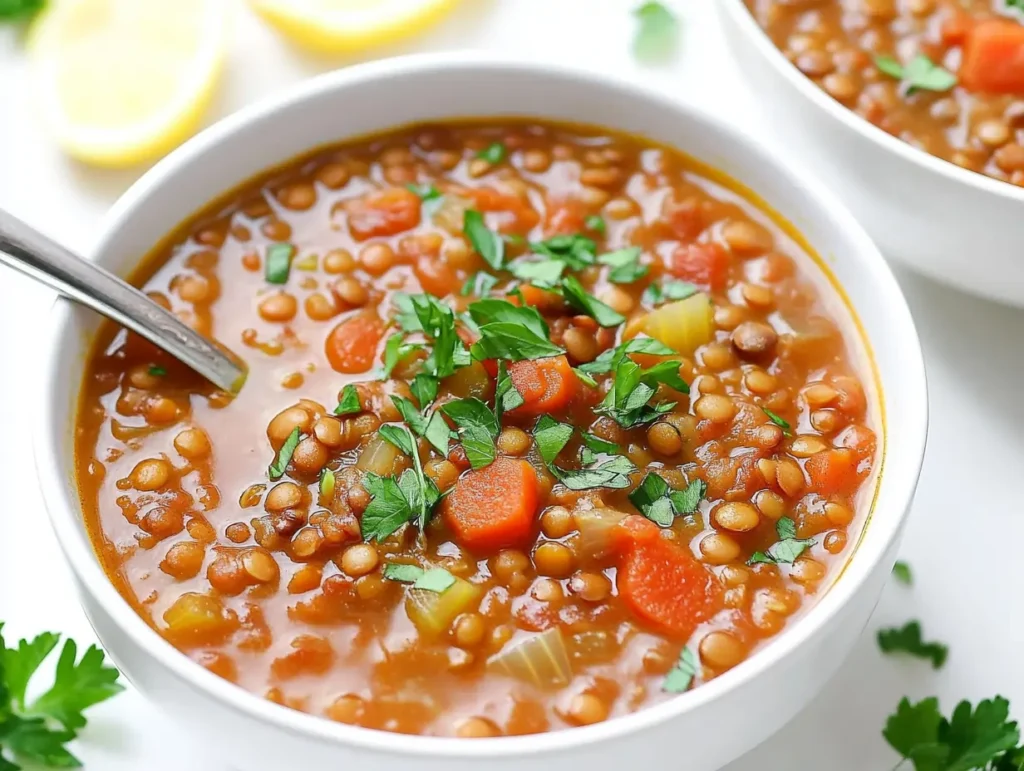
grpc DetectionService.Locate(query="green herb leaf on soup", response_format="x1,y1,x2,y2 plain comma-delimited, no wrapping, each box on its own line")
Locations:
494,360,525,421
874,54,957,94
411,374,439,411
877,621,949,669
468,299,564,362
379,424,417,457
892,560,913,586
463,209,506,271
595,356,686,428
557,455,637,491
268,427,301,480
580,432,620,455
559,275,626,328
147,365,166,377
574,368,599,389
265,243,294,285
747,517,815,565
509,258,567,287
405,183,444,218
0,0,45,21
578,337,676,376
670,478,707,515
476,142,507,165
382,563,425,583
381,333,422,380
642,279,699,306
531,234,597,271
633,1,680,63
630,474,706,527
442,397,501,469
461,271,500,297
663,647,699,693
382,564,457,593
585,215,606,234
598,247,648,284
334,384,362,415
532,416,575,466
762,407,792,435
391,395,450,457
362,470,439,541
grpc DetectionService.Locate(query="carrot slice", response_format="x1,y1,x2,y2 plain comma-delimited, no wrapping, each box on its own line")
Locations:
325,311,385,374
804,449,860,497
442,457,540,553
508,356,579,416
960,20,1024,95
669,243,730,292
346,187,421,241
615,516,724,640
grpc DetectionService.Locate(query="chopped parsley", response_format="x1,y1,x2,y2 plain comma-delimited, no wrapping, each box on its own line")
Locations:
442,397,500,470
762,407,792,435
264,243,294,285
494,360,525,422
878,621,949,670
333,384,362,416
319,468,336,500
405,183,444,218
531,416,637,490
390,396,451,457
662,647,698,693
468,298,564,361
509,258,567,287
892,560,913,586
748,517,815,565
595,355,687,428
642,279,698,306
476,142,507,165
147,365,167,377
559,275,626,328
0,623,124,769
585,214,606,234
875,54,957,94
598,247,648,284
461,271,500,297
633,1,680,63
360,441,442,543
578,337,676,376
382,564,457,593
463,209,506,271
268,427,301,480
531,234,597,270
629,474,706,527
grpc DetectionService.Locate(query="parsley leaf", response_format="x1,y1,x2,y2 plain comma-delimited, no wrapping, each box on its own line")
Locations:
1005,0,1024,17
411,374,439,410
598,247,648,284
391,396,450,457
265,243,294,285
883,696,1022,771
585,215,606,233
630,474,706,526
3,633,60,710
875,54,957,94
531,234,597,270
360,466,441,542
557,455,637,491
642,279,698,306
878,621,949,670
559,275,626,327
892,560,913,586
494,360,524,422
663,647,698,693
468,299,564,361
28,641,124,731
509,259,567,287
461,271,499,297
748,517,816,565
147,365,166,377
442,397,500,469
578,337,676,376
268,427,301,480
762,407,792,435
595,356,685,428
533,416,575,466
580,432,620,455
405,183,444,218
334,384,362,416
382,564,457,593
381,333,421,380
633,1,680,63
463,210,505,271
476,142,506,165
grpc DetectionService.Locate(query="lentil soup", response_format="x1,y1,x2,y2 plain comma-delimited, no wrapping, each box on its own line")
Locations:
75,120,879,738
744,0,1024,185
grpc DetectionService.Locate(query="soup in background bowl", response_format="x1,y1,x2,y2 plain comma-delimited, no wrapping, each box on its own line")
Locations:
38,55,927,771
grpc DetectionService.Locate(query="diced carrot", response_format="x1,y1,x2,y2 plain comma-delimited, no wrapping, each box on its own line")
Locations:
466,187,540,233
960,20,1024,95
346,187,421,241
668,243,730,292
614,516,724,640
804,449,860,497
413,254,460,298
940,8,974,47
544,198,586,236
325,311,385,374
508,356,579,416
442,457,540,553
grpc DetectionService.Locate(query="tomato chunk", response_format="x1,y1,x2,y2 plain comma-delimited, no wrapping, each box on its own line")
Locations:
960,20,1024,96
668,243,730,292
508,356,579,416
615,516,724,639
804,449,860,497
325,311,385,374
346,187,421,241
442,457,540,553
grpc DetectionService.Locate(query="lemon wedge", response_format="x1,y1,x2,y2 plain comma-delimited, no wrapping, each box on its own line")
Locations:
249,0,462,54
28,0,228,168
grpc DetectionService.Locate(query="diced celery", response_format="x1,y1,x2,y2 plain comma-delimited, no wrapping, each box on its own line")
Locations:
488,628,572,689
405,576,482,638
644,292,714,356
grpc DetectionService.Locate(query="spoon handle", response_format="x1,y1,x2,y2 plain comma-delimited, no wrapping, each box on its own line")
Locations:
0,208,247,394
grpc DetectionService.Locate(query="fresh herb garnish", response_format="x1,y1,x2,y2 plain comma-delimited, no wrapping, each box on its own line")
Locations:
382,564,457,593
585,215,606,234
381,333,422,380
892,560,913,586
748,517,815,565
463,209,506,271
595,355,687,428
559,275,627,327
468,298,564,361
386,294,467,383
531,417,636,490
663,647,699,693
461,271,500,297
642,279,699,306
578,337,676,376
598,247,648,284
762,407,792,435
633,1,680,63
147,365,167,377
476,142,507,165
405,183,444,218
265,243,294,285
390,396,451,457
629,474,706,526
411,374,439,410
875,54,957,94
360,467,441,542
878,621,949,669
0,623,124,770
509,258,567,287
883,696,1024,771
0,0,44,22
268,427,301,480
1006,0,1024,16
494,360,524,422
533,416,575,466
334,384,362,416
580,432,620,456
442,397,500,469
531,234,597,270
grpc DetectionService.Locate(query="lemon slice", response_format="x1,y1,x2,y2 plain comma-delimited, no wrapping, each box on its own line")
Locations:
249,0,462,54
28,0,228,168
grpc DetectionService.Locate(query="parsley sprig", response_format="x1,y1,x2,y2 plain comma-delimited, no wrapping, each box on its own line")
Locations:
0,624,123,769
629,473,706,527
532,416,637,490
878,621,949,670
748,517,815,565
875,54,957,95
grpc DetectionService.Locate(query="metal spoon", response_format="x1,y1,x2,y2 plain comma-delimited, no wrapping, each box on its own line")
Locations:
0,208,247,393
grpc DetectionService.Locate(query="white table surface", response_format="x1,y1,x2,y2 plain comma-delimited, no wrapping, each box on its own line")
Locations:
2,1,1023,768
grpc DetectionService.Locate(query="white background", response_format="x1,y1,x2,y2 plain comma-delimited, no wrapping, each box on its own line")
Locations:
2,1,1023,768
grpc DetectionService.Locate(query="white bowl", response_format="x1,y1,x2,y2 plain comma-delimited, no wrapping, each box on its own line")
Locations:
718,0,1024,307
36,53,927,771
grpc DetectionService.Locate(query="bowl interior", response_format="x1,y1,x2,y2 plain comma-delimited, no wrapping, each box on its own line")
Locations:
39,55,927,755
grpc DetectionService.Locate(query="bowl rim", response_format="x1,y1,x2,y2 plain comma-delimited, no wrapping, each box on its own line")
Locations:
718,0,1024,205
35,51,928,759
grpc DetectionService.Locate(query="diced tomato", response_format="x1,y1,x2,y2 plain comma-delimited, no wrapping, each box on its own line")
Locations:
668,243,730,292
614,516,724,640
325,311,385,374
413,255,460,298
465,186,540,233
960,20,1024,96
442,457,540,553
508,356,579,416
804,449,860,497
346,187,421,241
